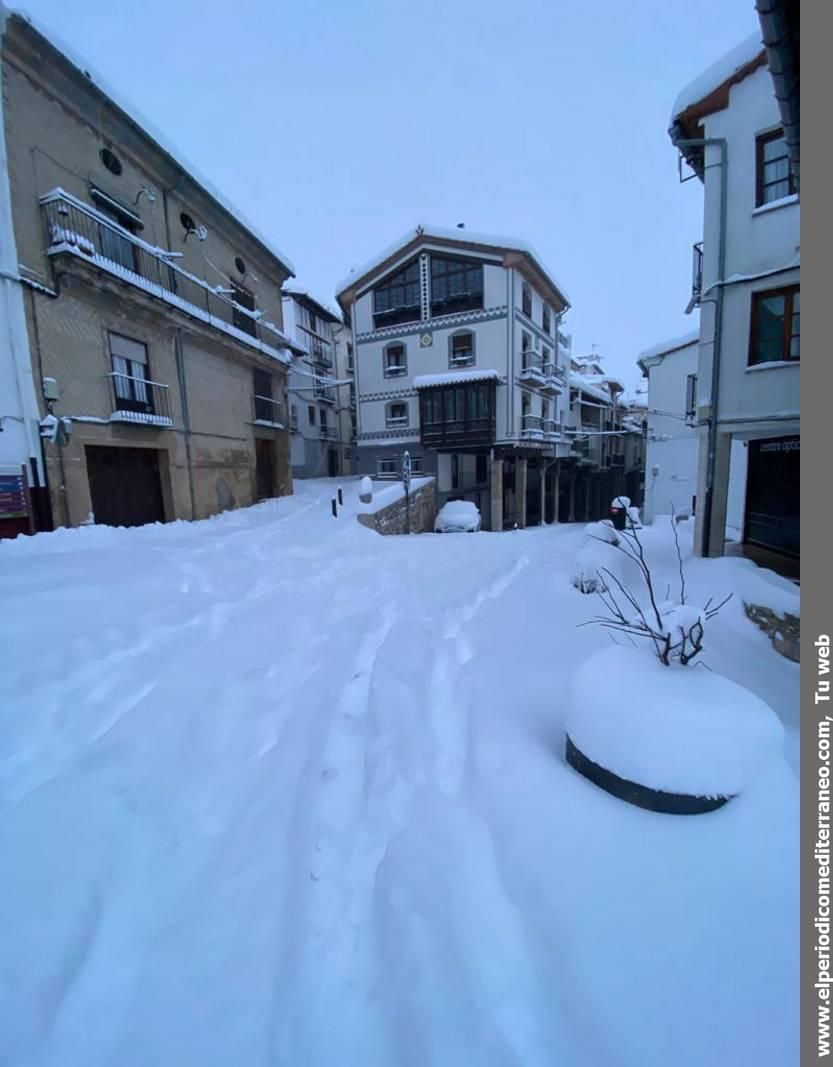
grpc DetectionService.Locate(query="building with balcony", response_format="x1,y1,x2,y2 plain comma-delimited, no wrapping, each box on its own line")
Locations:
333,321,357,475
559,353,644,522
0,8,298,534
670,20,799,570
281,286,346,479
335,225,572,530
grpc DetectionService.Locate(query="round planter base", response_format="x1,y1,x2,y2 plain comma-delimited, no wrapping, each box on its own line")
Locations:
565,735,734,816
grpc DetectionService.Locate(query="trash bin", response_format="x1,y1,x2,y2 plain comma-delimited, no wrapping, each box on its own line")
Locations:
609,502,627,531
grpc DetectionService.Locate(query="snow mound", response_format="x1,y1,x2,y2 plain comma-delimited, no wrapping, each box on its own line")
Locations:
566,646,784,797
583,520,618,546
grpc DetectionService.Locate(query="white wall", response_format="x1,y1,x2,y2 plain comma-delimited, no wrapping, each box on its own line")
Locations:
643,342,698,523
698,64,800,430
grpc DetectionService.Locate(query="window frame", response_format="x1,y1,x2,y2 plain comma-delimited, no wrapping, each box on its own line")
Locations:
230,280,257,338
755,128,796,207
429,255,484,318
448,330,476,368
386,400,409,427
383,342,408,378
109,332,153,414
377,456,399,478
748,285,800,366
521,282,532,319
253,367,275,423
373,259,422,329
308,405,316,426
542,304,551,334
685,374,698,423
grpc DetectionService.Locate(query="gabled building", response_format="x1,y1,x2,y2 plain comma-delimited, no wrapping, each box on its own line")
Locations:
0,7,298,535
670,27,799,570
335,225,571,531
560,353,643,522
281,286,345,478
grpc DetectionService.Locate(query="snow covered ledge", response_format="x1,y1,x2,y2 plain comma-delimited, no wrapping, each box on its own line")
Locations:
564,646,784,814
356,478,436,535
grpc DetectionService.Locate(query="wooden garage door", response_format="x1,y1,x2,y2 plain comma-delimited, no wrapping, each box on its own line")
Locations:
86,446,165,528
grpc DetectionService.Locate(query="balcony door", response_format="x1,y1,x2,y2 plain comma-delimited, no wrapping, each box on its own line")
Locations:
110,333,153,415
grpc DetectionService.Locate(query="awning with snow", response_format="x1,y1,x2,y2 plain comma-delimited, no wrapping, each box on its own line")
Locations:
412,369,501,390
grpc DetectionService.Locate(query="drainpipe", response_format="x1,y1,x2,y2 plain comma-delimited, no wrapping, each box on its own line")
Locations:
160,186,197,519
671,134,728,558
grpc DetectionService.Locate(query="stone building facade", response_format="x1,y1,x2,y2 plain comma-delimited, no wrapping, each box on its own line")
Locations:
0,8,297,534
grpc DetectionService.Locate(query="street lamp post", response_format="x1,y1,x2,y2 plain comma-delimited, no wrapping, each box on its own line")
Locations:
403,450,411,535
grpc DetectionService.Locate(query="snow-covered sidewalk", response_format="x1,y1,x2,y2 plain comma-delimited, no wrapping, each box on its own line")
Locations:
0,480,798,1066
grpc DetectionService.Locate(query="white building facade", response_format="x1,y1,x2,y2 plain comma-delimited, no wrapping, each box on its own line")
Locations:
671,34,799,567
282,288,344,479
336,226,572,531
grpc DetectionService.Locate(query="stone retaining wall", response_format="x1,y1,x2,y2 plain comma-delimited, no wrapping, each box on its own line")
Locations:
357,480,437,536
743,602,800,663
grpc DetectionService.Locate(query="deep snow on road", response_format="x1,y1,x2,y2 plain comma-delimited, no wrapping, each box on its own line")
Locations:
0,480,798,1066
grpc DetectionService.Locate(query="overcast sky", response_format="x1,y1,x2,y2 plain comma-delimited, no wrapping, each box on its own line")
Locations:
19,0,759,392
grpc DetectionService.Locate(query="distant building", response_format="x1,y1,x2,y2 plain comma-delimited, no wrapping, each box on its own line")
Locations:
281,287,344,479
336,225,572,530
637,331,745,532
0,7,298,536
561,353,643,522
332,321,356,476
670,24,799,569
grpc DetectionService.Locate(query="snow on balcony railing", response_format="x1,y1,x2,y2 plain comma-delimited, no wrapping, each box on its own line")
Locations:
108,372,172,426
521,414,544,438
252,394,285,427
41,189,296,364
319,424,338,440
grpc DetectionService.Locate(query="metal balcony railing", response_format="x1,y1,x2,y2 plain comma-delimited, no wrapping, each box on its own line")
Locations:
252,394,285,426
313,379,337,405
109,372,172,426
543,419,562,438
309,341,334,368
41,188,296,362
319,424,338,440
691,241,703,306
521,413,543,438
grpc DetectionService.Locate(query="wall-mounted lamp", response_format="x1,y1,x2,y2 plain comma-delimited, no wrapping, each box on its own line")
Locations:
134,186,157,206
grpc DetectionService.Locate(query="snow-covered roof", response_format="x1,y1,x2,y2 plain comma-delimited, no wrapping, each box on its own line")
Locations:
335,224,570,307
571,375,616,404
281,284,342,324
8,8,296,278
637,329,700,369
671,32,765,122
413,369,501,390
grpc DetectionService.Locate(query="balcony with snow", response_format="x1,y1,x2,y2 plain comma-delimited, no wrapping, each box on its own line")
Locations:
41,189,299,364
521,414,544,440
109,372,173,427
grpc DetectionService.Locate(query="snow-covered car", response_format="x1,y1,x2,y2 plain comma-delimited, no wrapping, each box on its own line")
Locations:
434,500,481,533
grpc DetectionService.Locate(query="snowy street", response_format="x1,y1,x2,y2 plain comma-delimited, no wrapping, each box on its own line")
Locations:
0,480,798,1067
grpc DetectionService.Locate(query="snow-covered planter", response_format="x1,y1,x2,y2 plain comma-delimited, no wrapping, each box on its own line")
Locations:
564,646,784,813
